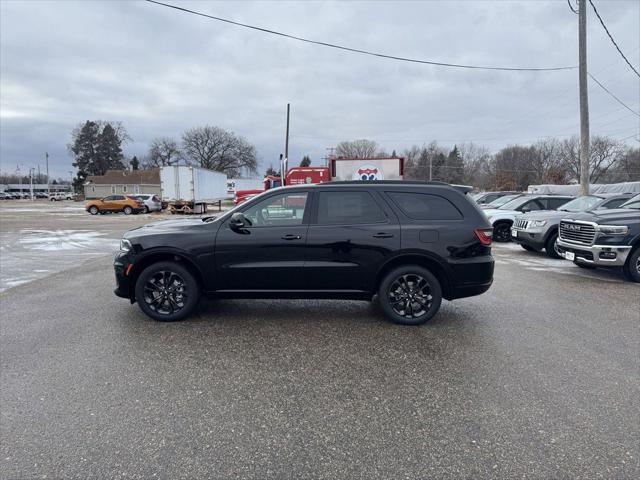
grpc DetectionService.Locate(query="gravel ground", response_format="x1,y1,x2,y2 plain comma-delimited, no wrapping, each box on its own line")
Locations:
1,200,638,479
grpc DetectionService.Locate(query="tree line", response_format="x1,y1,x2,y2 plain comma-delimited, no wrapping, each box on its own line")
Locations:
332,137,639,190
68,121,258,191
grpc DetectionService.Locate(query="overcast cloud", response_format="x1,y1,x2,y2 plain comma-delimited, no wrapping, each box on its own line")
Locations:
1,0,638,179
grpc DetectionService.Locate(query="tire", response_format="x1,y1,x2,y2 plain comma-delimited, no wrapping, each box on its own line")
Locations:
135,261,200,322
123,206,133,215
88,205,99,215
50,198,55,202
143,205,150,214
521,244,538,252
493,222,512,242
622,247,640,283
378,265,442,326
544,232,562,259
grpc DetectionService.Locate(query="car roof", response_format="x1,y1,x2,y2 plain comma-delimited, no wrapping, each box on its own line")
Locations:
307,180,474,194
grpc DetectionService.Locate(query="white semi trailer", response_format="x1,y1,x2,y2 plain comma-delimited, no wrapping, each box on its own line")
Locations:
160,166,227,214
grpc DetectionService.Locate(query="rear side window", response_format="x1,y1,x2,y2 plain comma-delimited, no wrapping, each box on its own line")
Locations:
388,192,462,220
317,191,386,225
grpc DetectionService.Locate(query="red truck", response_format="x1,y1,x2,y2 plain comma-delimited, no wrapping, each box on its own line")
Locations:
234,157,404,204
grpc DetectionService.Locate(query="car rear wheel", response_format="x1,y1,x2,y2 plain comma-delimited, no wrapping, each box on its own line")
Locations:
88,205,99,215
135,261,200,321
378,266,442,326
493,222,512,242
143,205,149,214
545,232,562,259
622,247,640,283
123,206,133,215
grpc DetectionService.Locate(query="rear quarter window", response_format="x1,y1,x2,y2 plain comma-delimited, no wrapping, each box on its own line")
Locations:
387,192,463,220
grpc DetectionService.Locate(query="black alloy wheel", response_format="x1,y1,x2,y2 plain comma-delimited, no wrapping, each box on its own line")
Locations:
135,261,200,321
622,248,640,283
379,266,442,325
493,223,512,242
545,232,562,259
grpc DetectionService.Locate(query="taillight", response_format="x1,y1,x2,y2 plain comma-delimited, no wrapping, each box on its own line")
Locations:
474,228,493,246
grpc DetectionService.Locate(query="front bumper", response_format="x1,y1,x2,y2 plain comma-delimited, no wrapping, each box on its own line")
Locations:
114,252,134,301
556,239,632,267
510,227,547,249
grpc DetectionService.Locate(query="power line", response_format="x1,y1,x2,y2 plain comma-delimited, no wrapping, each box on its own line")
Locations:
588,72,640,117
567,0,579,15
145,0,577,72
588,0,640,78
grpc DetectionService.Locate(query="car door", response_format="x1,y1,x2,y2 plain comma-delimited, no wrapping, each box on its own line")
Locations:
305,189,400,292
214,190,311,290
101,195,116,210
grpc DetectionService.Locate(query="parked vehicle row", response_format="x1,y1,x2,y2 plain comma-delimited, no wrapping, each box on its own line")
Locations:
0,191,74,200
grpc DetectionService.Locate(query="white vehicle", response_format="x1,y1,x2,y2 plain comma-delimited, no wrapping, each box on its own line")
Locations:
133,194,162,213
484,195,574,242
160,165,227,214
49,192,74,201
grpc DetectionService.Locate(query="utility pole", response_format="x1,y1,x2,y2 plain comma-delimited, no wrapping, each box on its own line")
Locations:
282,103,290,186
578,0,590,195
16,164,22,197
29,167,35,200
45,152,50,196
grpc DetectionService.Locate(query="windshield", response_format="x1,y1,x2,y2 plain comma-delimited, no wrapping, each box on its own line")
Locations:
487,194,521,207
620,194,640,210
498,196,533,210
558,195,603,212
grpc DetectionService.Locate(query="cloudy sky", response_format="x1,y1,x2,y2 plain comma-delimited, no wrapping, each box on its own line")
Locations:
1,0,638,179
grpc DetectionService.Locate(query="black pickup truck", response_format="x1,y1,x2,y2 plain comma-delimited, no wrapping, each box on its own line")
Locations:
557,194,640,282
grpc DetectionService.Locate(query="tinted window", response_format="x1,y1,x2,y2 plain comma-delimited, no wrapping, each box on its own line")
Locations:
243,191,308,227
600,198,627,209
547,197,571,209
317,191,386,225
519,200,544,212
388,192,462,220
103,195,115,201
113,195,126,200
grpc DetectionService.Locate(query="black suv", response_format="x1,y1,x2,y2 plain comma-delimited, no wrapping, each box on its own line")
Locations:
114,181,495,325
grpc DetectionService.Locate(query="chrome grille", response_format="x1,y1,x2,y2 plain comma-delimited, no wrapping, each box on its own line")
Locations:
513,218,529,229
559,221,596,245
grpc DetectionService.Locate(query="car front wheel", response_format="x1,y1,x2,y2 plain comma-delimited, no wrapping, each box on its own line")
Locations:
135,261,200,321
493,222,512,242
622,247,640,283
88,205,99,215
545,232,562,259
378,266,442,326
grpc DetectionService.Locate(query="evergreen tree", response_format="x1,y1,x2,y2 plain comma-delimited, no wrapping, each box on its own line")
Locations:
300,155,311,167
130,156,140,170
445,145,464,184
265,165,280,177
96,124,125,173
70,120,100,192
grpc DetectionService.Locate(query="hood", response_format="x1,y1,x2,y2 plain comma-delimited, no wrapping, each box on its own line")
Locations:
518,210,571,221
124,217,214,237
560,208,639,224
483,208,519,217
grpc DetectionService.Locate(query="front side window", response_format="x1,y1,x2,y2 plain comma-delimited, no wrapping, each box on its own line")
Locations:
103,195,115,201
243,192,308,227
316,191,386,225
520,200,543,212
388,192,462,220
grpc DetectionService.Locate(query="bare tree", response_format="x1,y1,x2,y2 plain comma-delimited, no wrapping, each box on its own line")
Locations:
458,142,492,188
558,135,626,183
146,137,182,168
182,126,258,176
335,139,386,158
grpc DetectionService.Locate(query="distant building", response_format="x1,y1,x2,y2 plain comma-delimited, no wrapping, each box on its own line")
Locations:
84,169,161,199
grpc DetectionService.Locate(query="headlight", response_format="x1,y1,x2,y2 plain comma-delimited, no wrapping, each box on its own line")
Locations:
597,225,629,235
120,238,132,252
530,220,547,227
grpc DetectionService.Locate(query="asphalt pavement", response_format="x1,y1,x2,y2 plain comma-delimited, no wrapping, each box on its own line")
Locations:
1,203,639,479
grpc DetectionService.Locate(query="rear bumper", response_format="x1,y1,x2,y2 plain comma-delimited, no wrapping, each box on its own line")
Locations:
446,255,494,300
556,239,631,267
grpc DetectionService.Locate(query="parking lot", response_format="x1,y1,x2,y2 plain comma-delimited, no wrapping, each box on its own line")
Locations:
1,200,638,478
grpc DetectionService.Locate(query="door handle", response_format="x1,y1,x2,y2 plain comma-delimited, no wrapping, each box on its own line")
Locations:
281,234,302,240
373,232,394,238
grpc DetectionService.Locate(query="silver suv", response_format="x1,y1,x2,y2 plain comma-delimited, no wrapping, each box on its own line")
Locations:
510,194,633,258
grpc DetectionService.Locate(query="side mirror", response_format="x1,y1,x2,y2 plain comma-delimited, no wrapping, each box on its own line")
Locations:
229,212,251,231
521,207,530,213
